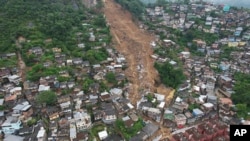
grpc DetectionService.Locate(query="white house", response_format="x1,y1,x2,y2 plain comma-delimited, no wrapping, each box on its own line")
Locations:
8,75,21,85
1,116,22,134
60,101,71,110
73,111,92,131
38,85,50,92
70,124,77,141
9,87,22,95
37,127,47,141
98,130,108,140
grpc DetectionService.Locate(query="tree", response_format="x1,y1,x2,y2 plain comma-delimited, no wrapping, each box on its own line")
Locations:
82,78,94,93
154,62,185,89
236,104,248,119
36,91,57,106
231,73,250,109
105,72,117,84
27,118,37,126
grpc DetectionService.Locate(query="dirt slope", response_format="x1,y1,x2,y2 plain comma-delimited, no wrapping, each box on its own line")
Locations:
103,0,172,105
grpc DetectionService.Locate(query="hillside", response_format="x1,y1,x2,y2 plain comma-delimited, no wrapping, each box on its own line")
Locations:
0,0,86,52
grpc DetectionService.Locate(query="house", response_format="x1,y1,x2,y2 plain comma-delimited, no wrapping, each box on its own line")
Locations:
93,110,104,121
10,87,22,95
205,16,213,26
45,107,60,121
60,101,71,110
98,130,108,140
163,109,175,128
175,114,187,128
201,103,214,112
52,47,62,53
181,51,190,59
101,102,117,124
78,43,85,48
93,64,101,72
100,91,111,101
73,111,92,131
143,107,161,122
12,101,33,120
75,132,89,141
171,132,188,141
122,116,134,128
192,108,204,118
58,118,70,129
103,134,123,141
89,83,100,94
223,5,230,12
58,95,70,104
130,131,148,141
89,32,95,41
24,81,38,92
110,88,123,100
234,27,243,36
37,127,47,141
89,94,98,105
142,123,159,137
154,93,165,102
4,135,24,141
172,101,189,113
8,75,21,85
38,85,50,92
72,58,83,66
0,67,11,79
70,124,77,141
1,116,22,134
57,128,70,140
185,111,197,124
29,47,43,56
18,126,34,136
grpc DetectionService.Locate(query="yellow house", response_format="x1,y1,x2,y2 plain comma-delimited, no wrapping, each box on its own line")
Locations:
228,42,238,47
239,41,246,47
52,47,62,53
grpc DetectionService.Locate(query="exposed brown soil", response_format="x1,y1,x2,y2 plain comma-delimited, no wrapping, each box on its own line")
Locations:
16,37,27,83
103,0,173,105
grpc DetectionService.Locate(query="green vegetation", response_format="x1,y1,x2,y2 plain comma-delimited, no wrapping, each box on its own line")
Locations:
0,105,6,111
84,48,109,64
89,124,106,140
219,45,240,60
0,0,87,53
231,73,250,119
184,29,219,45
115,0,145,19
188,103,200,111
235,104,249,119
105,72,117,84
36,91,57,106
0,56,17,68
27,118,38,126
154,62,185,89
115,118,144,140
27,64,67,82
146,93,154,102
82,77,95,93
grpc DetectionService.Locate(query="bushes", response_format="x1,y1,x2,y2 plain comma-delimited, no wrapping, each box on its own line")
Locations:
115,0,145,18
105,72,117,84
0,0,86,52
154,62,185,89
115,118,144,140
231,73,250,119
36,91,57,106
